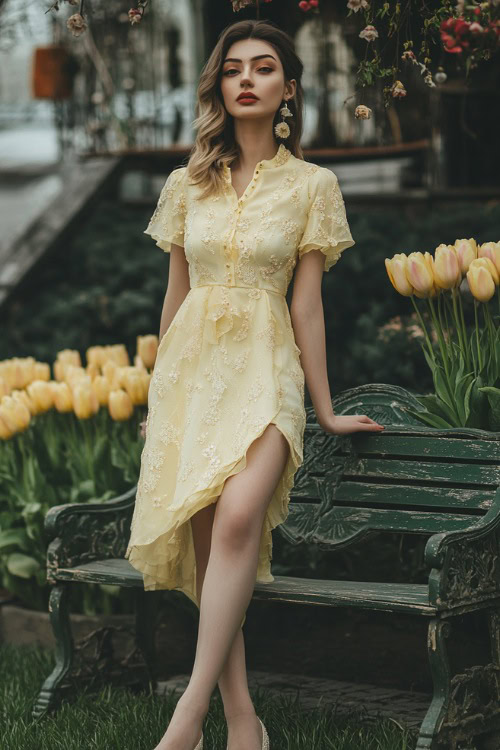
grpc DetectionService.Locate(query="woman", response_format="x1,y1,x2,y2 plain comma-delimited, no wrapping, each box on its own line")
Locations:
126,18,385,750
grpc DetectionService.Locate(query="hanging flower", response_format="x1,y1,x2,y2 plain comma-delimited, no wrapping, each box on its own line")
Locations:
128,8,142,24
354,104,372,119
274,121,290,138
359,25,379,41
67,13,87,37
347,0,369,12
401,50,416,61
391,80,407,98
299,0,319,10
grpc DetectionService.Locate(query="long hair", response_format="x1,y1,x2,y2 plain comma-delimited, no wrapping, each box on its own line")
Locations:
186,19,305,200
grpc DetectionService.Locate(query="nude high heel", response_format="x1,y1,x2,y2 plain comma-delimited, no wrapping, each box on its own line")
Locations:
258,717,270,750
193,732,203,750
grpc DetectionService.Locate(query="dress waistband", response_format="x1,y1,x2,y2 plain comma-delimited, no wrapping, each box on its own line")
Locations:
191,283,285,297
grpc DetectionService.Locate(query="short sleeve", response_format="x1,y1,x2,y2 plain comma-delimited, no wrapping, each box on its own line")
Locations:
144,167,187,253
298,167,355,272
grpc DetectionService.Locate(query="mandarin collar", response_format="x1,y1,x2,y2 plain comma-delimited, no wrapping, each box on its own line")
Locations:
223,143,291,180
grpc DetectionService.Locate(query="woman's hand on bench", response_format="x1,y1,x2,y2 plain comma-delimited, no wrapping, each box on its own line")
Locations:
319,414,385,435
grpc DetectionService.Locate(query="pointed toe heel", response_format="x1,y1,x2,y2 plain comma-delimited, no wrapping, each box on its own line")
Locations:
258,717,269,750
194,731,203,750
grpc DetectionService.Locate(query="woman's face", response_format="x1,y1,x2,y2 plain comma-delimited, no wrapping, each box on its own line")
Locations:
220,38,295,122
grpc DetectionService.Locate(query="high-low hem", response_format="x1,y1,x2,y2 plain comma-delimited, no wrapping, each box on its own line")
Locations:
125,413,302,611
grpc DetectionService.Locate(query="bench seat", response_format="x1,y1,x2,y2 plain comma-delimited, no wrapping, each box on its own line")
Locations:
56,558,435,615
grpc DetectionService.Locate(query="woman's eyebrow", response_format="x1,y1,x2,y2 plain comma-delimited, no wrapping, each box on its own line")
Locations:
223,54,277,63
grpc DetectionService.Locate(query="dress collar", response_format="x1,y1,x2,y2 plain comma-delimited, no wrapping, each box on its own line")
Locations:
223,143,291,179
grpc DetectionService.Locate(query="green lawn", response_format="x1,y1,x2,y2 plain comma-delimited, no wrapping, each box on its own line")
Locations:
1,643,419,749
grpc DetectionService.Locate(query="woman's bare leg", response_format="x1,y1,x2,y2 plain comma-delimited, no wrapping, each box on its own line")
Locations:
154,424,289,750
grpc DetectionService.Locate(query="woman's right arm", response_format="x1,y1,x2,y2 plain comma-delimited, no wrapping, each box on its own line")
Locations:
140,243,189,438
158,243,191,340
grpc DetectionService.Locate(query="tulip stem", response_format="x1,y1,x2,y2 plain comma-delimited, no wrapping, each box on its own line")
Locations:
456,286,470,372
484,302,496,376
428,296,452,380
450,287,468,368
474,300,483,373
410,296,434,362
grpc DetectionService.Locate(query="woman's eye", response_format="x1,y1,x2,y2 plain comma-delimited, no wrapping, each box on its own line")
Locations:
223,67,273,76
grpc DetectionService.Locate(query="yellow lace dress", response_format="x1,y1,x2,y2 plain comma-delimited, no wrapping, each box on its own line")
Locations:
125,143,355,614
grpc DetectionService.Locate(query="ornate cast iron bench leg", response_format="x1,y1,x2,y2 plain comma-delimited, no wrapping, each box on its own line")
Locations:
417,619,451,750
32,583,74,718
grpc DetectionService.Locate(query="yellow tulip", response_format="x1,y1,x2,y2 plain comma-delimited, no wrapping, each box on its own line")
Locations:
92,376,110,406
52,382,73,413
107,344,130,367
0,395,31,432
57,349,82,368
33,362,50,381
65,366,91,389
102,360,121,391
86,345,107,368
385,254,413,296
0,375,8,398
454,238,477,274
478,241,500,276
467,259,497,302
122,371,146,406
11,389,37,415
72,383,99,419
134,354,147,370
108,389,134,420
27,380,54,414
473,256,499,285
137,335,159,370
0,414,12,440
85,362,100,380
406,252,436,297
433,244,462,290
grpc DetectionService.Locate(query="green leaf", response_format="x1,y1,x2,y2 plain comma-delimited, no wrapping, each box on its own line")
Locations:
7,552,41,579
0,528,29,552
478,386,500,431
403,408,454,429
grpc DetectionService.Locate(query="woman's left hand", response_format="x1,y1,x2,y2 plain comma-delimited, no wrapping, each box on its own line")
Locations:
319,414,385,435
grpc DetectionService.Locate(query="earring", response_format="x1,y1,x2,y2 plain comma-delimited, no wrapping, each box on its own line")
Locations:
274,98,293,139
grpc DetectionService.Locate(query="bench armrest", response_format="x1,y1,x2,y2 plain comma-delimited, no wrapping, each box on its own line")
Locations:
45,486,136,584
425,487,500,609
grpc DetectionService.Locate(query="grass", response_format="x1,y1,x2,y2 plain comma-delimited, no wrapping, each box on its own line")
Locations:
0,643,419,749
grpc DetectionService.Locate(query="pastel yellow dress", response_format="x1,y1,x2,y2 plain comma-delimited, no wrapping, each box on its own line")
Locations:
125,143,355,612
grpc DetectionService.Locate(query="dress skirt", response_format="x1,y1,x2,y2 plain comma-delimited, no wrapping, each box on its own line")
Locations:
125,283,306,612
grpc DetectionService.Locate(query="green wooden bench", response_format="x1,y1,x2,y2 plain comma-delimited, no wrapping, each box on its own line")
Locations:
33,383,500,750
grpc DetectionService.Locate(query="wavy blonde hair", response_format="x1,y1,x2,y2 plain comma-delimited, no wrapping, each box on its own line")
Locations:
184,19,305,200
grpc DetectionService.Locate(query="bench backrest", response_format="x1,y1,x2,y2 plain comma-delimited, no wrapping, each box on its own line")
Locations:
281,383,500,549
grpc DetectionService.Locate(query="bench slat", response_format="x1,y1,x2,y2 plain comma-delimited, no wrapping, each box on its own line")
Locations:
281,502,482,546
332,480,494,512
53,559,436,615
348,431,500,463
340,456,500,488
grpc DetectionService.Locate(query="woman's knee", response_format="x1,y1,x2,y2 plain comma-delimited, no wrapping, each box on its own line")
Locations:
213,501,263,550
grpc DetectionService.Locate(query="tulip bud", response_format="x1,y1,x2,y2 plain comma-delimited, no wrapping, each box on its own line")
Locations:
33,362,51,381
86,345,107,368
385,254,413,296
53,382,73,413
72,383,99,419
92,375,111,406
454,238,477,274
0,395,31,433
26,380,54,414
467,259,497,302
478,241,500,277
406,252,436,297
433,244,462,290
137,335,159,370
108,389,134,421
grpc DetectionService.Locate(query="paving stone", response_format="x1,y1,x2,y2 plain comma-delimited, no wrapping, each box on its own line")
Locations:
156,670,431,730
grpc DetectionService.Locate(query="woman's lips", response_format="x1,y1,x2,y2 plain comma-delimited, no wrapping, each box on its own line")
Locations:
237,96,259,104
